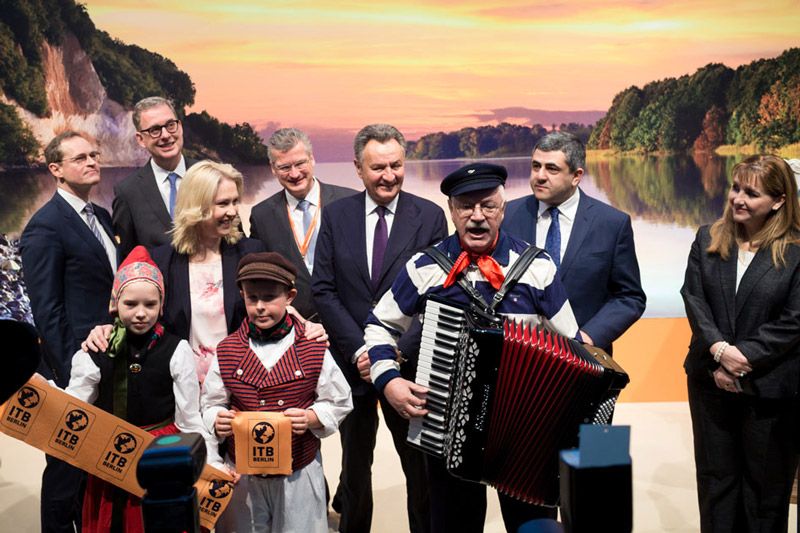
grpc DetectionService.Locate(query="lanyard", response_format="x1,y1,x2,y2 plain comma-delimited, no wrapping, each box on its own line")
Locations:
286,200,321,257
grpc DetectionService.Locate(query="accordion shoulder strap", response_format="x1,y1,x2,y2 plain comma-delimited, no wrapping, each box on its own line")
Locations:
489,244,544,312
423,245,490,309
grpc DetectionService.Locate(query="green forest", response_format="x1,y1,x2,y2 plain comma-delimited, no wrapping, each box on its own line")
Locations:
589,48,800,153
0,0,268,165
408,123,592,160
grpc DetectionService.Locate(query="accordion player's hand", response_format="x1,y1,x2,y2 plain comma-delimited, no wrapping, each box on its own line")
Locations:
356,352,372,383
384,378,429,419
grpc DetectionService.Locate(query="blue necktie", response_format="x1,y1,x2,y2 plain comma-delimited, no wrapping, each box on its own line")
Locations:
167,172,179,219
544,206,561,268
297,199,316,266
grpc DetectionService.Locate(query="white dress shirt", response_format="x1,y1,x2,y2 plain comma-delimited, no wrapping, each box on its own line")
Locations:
150,155,187,212
57,188,117,271
535,188,581,261
285,178,321,274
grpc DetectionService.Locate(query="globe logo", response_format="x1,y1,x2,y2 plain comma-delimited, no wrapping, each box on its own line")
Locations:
17,387,40,408
65,410,89,432
113,432,138,454
252,422,275,445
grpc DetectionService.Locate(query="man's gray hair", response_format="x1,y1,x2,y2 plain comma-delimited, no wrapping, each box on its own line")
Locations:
267,128,313,162
353,124,406,165
533,131,586,173
132,96,178,130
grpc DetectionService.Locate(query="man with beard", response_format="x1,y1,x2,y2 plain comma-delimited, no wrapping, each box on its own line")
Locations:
363,162,581,532
113,96,197,259
313,124,447,532
21,131,116,532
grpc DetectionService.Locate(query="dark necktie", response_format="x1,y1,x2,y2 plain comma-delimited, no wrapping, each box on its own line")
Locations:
371,206,388,286
544,206,561,268
83,204,106,249
167,172,179,219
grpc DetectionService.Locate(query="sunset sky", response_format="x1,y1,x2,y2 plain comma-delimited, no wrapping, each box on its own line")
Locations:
84,1,800,138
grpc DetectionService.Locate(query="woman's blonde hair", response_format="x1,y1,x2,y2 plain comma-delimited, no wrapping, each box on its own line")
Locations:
170,160,244,255
708,154,800,267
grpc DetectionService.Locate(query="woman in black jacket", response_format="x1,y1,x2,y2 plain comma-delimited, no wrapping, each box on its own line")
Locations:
681,155,800,532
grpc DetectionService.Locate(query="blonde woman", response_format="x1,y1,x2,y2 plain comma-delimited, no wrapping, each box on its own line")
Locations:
84,160,325,384
681,155,800,532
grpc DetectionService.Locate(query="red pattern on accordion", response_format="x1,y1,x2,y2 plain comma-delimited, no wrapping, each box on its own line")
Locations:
217,317,326,473
483,321,604,505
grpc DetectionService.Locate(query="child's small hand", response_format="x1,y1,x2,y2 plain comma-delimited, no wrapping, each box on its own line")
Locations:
214,409,236,438
284,408,322,435
225,465,242,484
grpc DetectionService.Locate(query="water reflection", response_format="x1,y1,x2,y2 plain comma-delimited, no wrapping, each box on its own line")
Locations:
0,154,745,317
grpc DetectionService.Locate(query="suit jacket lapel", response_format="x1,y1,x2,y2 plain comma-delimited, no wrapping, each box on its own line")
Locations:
342,192,372,289
140,162,173,230
54,194,113,276
560,190,592,278
221,242,241,333
377,192,421,290
520,196,539,245
271,193,308,274
714,246,737,334
734,248,772,321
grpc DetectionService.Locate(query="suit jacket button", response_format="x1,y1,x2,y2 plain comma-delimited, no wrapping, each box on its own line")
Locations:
371,300,378,307
277,399,285,406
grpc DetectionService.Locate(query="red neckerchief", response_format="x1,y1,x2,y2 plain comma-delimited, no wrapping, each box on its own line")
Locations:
443,234,505,290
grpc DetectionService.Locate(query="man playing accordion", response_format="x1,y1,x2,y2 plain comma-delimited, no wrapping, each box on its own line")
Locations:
364,162,583,532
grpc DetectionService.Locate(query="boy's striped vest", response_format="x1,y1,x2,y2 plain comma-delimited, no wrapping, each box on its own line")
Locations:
217,317,326,472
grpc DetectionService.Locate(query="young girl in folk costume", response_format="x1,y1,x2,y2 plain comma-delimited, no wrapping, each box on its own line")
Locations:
201,252,352,533
66,246,218,532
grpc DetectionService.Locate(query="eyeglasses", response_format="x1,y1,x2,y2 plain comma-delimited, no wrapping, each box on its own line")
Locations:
58,151,101,165
139,119,181,139
273,159,310,175
453,201,502,217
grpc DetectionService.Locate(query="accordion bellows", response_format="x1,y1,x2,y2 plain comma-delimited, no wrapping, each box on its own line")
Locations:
410,297,629,506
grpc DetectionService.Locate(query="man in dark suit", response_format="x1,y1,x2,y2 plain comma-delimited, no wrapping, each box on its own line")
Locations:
249,128,356,319
113,96,197,259
21,131,117,533
502,131,645,353
313,124,448,533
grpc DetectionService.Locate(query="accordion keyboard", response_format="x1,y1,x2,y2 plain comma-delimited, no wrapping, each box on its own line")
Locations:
407,298,466,455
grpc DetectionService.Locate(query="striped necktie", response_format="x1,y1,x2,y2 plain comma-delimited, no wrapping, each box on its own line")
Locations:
83,203,106,248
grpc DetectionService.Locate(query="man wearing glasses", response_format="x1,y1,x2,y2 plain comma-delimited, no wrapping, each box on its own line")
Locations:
20,131,116,533
249,128,356,320
112,96,197,259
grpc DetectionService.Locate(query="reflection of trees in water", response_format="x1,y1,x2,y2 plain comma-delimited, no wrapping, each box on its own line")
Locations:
406,157,533,183
0,170,54,236
588,154,740,227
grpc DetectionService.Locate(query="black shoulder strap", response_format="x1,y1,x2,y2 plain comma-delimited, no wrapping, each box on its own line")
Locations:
488,245,544,312
423,245,490,309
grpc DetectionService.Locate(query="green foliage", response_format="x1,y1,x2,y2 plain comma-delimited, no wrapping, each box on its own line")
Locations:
0,102,39,165
408,122,570,160
588,50,799,152
183,111,270,164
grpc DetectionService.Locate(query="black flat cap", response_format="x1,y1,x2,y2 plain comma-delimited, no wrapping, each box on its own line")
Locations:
440,162,507,197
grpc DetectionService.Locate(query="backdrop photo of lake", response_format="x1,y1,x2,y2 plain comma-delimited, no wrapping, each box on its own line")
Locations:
0,153,750,320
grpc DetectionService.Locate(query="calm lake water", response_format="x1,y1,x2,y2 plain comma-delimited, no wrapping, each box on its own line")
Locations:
0,153,746,319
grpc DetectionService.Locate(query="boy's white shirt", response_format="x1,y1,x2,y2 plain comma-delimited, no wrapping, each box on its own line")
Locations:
65,339,223,465
200,328,353,468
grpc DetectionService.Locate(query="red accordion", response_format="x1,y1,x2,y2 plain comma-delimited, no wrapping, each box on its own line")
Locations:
410,296,629,506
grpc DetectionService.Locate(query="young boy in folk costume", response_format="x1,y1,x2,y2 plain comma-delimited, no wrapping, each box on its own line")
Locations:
201,252,352,533
65,246,216,532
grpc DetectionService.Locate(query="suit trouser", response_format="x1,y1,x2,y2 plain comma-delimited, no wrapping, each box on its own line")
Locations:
334,388,431,533
427,456,557,533
688,376,799,533
41,455,86,533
